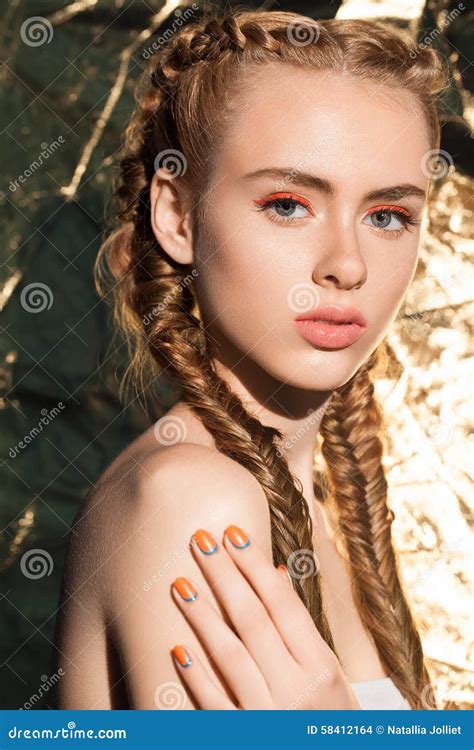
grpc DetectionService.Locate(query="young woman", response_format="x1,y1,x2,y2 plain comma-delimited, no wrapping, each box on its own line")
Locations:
52,8,450,710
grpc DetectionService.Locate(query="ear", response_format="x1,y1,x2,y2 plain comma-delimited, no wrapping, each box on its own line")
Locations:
149,168,193,265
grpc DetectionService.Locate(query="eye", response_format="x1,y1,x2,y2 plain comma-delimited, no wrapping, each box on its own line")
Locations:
253,192,314,225
363,205,421,236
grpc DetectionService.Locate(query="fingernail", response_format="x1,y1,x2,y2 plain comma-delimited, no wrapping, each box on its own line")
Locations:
172,645,192,668
173,576,198,601
193,529,218,555
225,525,250,549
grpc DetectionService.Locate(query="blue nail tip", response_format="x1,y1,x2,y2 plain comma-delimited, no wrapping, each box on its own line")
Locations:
200,543,219,555
183,593,197,602
229,538,250,549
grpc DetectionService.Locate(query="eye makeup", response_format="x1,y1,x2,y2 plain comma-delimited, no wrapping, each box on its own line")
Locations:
253,192,315,225
253,191,422,236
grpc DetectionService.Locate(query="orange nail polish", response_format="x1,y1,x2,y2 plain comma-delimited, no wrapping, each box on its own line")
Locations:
225,525,250,549
173,576,198,602
193,529,218,555
172,645,192,668
278,563,292,585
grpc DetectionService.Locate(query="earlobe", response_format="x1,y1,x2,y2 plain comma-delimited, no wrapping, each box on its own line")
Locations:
149,168,194,266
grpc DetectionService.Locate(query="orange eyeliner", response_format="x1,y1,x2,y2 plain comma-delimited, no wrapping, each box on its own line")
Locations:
254,192,315,215
368,204,411,216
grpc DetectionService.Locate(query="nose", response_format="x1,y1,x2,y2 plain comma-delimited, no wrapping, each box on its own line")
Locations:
311,220,367,291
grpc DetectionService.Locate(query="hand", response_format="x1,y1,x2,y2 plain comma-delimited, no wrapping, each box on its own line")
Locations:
170,524,361,710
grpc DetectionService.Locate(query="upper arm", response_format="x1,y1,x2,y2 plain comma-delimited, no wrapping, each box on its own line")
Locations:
104,443,272,709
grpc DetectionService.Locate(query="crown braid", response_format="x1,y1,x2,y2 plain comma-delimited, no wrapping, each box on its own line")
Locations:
95,7,451,709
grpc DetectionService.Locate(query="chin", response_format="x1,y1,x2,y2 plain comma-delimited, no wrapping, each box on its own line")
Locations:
259,346,372,393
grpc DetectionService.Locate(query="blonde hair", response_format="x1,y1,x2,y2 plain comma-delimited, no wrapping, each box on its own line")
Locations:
95,8,450,709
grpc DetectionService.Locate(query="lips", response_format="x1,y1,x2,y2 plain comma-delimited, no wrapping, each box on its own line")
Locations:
293,304,368,349
294,305,368,327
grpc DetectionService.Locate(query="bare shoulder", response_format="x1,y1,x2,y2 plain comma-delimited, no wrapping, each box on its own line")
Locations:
83,440,273,708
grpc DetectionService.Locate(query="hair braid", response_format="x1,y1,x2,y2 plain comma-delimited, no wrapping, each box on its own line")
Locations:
320,349,434,707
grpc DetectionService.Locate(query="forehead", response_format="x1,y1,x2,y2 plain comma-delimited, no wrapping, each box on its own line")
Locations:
216,65,431,188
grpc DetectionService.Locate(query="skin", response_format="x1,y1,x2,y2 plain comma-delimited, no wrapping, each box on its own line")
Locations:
53,66,431,709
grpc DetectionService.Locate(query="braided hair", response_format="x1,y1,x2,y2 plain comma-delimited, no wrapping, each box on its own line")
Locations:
95,8,450,709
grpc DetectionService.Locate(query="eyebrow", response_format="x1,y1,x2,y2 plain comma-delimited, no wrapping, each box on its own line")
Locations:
242,168,427,202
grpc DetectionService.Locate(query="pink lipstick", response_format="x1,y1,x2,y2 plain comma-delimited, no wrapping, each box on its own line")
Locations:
293,305,367,349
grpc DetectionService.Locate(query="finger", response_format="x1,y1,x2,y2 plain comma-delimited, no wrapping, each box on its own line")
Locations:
171,576,272,707
171,644,237,710
189,529,295,684
277,564,293,587
223,525,329,666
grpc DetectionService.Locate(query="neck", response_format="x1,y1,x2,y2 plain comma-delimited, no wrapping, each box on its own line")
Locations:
212,352,334,499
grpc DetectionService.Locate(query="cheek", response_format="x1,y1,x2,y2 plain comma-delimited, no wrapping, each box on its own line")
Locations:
365,240,419,330
193,220,292,335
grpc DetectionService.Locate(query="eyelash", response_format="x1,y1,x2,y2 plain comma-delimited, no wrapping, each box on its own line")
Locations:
253,194,422,236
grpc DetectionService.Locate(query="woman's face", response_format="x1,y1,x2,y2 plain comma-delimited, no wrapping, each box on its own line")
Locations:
192,66,431,391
